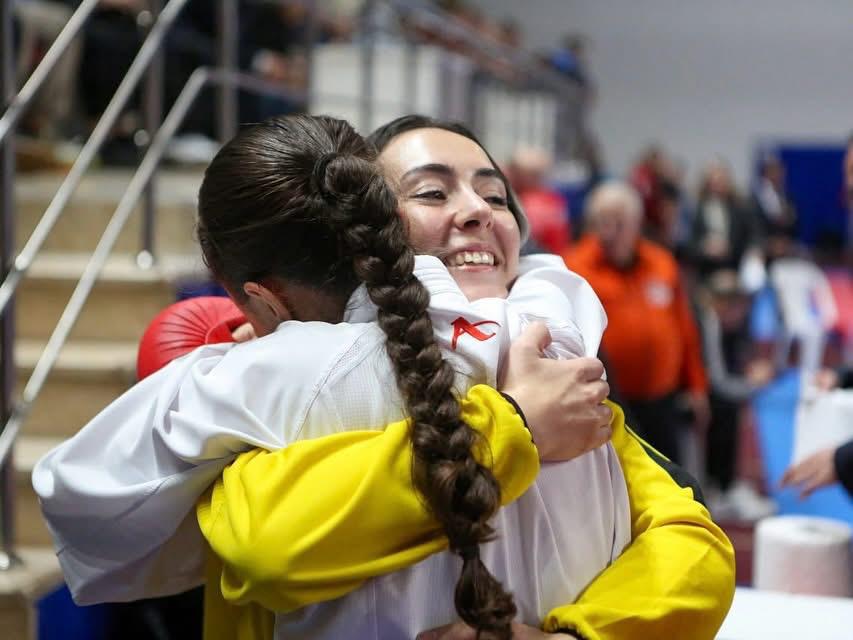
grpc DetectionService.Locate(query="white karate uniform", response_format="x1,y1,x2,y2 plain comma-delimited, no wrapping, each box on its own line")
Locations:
33,254,631,638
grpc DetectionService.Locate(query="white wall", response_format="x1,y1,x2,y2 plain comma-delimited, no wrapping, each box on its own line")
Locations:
469,0,853,184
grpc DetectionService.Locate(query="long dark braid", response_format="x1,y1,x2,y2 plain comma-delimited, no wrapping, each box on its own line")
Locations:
198,114,515,638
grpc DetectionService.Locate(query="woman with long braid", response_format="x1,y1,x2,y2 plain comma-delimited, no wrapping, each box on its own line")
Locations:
35,115,734,640
199,116,733,640
197,114,526,636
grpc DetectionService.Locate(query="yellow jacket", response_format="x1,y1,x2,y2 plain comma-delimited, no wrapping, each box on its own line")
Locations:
198,386,734,640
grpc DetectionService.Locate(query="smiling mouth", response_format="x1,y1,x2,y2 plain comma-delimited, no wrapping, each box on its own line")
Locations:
444,250,497,267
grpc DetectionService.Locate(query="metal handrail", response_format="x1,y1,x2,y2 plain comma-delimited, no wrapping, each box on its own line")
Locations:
0,0,191,318
0,67,304,467
0,0,100,145
0,0,16,569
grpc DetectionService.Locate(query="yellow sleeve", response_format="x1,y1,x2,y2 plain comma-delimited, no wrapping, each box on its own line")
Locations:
197,384,538,617
543,400,736,640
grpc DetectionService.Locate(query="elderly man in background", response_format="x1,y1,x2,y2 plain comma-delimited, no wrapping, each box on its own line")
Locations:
564,181,709,464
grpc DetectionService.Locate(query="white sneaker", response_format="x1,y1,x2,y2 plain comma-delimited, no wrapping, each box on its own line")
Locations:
165,134,220,165
706,487,739,522
726,481,777,523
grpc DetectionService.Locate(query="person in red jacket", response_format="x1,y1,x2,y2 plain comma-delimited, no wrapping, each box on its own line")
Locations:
508,147,572,255
564,180,710,463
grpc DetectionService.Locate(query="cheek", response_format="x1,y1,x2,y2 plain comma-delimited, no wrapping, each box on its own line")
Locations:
399,206,448,253
496,217,521,265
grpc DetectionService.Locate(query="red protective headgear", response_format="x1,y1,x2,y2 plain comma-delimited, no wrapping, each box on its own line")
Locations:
136,296,246,380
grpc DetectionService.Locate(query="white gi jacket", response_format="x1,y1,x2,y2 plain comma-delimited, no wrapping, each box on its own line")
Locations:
33,254,631,638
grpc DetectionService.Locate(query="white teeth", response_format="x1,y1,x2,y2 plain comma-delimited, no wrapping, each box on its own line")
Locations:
448,250,496,266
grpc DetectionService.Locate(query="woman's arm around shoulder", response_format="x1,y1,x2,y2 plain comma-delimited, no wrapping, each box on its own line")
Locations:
198,384,539,613
543,401,735,640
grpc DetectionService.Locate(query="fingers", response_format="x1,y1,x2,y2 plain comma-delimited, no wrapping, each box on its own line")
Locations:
594,401,613,426
781,460,829,499
589,421,613,450
587,379,610,405
514,321,553,355
572,357,606,382
781,462,813,491
798,472,828,499
781,461,809,487
779,466,796,487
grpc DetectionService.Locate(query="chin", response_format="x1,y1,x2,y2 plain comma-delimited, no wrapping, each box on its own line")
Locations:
458,282,510,301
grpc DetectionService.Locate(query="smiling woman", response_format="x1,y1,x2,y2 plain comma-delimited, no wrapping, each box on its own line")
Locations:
376,126,521,301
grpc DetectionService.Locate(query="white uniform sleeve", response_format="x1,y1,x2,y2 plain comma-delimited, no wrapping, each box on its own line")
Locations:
33,344,237,604
32,322,369,604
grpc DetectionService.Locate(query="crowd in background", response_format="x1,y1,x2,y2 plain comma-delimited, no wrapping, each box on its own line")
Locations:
13,0,593,167
515,135,853,521
11,0,853,523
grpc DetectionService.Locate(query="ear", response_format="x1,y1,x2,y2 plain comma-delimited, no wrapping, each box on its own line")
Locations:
241,281,292,336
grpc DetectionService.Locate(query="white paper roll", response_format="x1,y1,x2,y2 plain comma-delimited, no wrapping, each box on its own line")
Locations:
753,515,853,597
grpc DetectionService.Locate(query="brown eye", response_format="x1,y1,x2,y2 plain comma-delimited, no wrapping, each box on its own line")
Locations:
414,190,446,201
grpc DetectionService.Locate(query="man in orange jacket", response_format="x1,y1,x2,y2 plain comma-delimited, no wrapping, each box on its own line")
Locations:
564,181,710,463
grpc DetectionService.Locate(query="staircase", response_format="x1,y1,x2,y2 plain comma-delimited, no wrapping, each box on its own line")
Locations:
3,168,206,637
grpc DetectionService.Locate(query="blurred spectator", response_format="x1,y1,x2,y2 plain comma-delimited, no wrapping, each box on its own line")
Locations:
550,33,591,88
78,0,351,165
14,0,80,141
629,145,685,246
688,159,761,280
845,133,853,200
751,154,798,261
845,133,853,256
551,133,608,238
508,147,571,254
549,33,593,163
12,0,84,170
564,181,709,463
697,269,777,521
651,180,684,251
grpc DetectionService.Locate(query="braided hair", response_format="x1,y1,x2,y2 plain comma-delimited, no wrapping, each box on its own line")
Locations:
197,114,515,638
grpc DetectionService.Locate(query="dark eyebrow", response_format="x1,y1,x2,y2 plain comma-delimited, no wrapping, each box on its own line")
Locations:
400,163,453,182
400,164,503,182
474,167,502,181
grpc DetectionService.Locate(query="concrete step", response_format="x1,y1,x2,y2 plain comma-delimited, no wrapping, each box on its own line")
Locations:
14,168,203,255
13,436,62,548
16,252,205,343
0,546,63,640
15,339,137,439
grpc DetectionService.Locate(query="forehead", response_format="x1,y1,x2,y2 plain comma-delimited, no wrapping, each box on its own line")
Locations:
378,128,495,179
594,192,640,221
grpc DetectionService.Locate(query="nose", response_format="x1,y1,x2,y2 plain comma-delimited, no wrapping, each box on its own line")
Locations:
453,188,494,231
